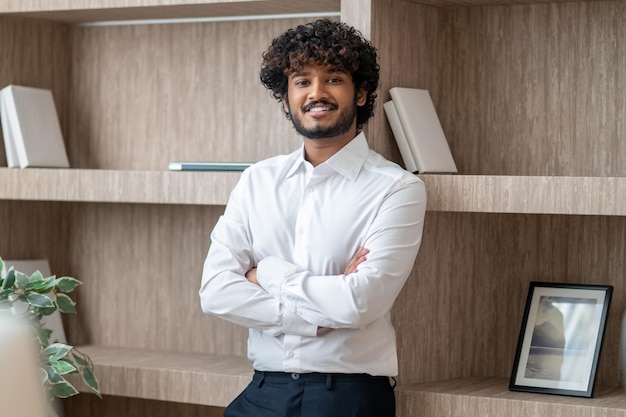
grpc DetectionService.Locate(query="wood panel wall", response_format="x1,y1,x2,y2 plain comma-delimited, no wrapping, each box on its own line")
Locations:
67,17,316,170
62,202,249,356
365,0,625,177
0,16,70,166
394,211,626,387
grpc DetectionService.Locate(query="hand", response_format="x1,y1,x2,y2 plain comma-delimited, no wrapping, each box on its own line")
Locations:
246,268,259,286
344,247,369,275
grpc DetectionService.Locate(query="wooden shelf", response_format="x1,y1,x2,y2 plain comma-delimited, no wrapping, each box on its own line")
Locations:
396,377,626,417
421,175,626,216
407,0,597,7
3,168,625,216
0,168,239,205
71,345,252,407
71,350,626,416
0,0,340,23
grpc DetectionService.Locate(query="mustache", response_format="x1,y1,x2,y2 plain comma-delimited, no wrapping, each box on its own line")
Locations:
302,100,338,112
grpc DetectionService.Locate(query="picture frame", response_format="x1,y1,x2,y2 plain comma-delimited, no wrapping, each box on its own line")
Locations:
509,282,612,398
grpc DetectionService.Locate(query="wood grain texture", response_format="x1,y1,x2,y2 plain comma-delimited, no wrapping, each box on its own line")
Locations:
393,211,626,389
64,395,225,417
406,0,611,6
67,17,317,170
437,1,626,176
421,175,626,215
0,168,240,204
61,203,250,357
0,16,70,167
365,0,626,177
4,169,626,216
0,0,340,23
69,346,252,406
396,377,626,417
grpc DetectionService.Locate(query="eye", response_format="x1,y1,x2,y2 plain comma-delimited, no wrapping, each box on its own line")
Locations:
293,79,309,87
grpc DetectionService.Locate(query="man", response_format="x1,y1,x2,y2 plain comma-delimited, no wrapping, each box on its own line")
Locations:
200,19,426,417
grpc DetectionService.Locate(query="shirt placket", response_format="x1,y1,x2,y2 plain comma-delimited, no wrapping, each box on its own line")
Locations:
282,170,320,371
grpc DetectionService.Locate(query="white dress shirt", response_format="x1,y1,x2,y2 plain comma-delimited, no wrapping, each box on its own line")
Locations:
200,132,427,376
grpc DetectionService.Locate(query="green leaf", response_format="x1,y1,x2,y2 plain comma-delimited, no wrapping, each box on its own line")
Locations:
56,277,81,293
44,365,65,384
26,293,54,308
0,292,12,305
36,325,52,346
32,277,56,294
82,367,101,397
36,305,58,316
55,293,76,314
30,270,45,282
50,358,77,375
43,343,73,360
50,380,79,398
2,269,16,290
15,271,30,289
72,351,90,368
0,258,4,276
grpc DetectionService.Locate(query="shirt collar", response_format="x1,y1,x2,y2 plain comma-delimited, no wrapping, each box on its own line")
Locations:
285,132,369,181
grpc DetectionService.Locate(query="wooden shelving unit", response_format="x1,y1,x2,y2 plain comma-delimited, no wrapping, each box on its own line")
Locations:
70,345,252,407
0,0,624,416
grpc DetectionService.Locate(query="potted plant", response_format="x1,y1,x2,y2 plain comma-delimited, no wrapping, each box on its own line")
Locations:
0,257,100,416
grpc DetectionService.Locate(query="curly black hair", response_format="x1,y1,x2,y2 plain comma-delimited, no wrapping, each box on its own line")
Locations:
260,19,380,129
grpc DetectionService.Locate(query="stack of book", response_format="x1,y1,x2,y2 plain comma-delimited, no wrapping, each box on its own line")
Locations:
0,84,70,168
384,87,457,174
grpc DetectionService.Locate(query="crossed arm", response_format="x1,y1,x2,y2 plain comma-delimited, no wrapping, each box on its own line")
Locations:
245,247,369,286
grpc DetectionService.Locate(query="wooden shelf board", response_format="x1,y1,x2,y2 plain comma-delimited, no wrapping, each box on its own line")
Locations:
0,0,340,23
0,168,239,205
71,345,253,407
396,377,626,417
1,169,625,215
422,175,626,216
406,0,601,6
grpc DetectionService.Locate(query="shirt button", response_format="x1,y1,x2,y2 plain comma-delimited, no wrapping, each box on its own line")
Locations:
291,373,300,380
286,351,295,359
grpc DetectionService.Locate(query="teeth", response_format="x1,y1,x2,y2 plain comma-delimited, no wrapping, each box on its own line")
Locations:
309,107,329,112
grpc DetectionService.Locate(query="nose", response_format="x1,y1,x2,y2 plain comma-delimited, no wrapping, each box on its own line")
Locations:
308,78,328,101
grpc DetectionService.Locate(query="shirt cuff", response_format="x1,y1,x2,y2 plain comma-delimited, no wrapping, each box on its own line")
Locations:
281,308,318,336
256,256,298,300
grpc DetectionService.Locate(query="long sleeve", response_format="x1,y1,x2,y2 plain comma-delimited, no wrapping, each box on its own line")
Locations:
199,171,318,337
256,180,426,329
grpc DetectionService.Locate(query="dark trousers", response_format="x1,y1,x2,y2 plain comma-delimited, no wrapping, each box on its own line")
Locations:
224,371,396,417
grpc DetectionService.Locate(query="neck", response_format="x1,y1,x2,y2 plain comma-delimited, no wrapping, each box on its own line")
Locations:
303,127,358,167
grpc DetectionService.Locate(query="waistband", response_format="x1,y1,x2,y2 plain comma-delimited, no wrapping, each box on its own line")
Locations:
253,370,395,389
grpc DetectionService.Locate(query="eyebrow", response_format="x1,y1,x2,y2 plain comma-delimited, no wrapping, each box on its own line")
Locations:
290,69,347,79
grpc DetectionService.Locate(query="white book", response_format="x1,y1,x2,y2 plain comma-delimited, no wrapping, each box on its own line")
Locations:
0,85,69,168
387,87,457,174
383,100,419,173
0,94,19,167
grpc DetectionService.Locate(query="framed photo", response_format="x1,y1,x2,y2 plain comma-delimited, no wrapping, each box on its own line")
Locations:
509,282,612,397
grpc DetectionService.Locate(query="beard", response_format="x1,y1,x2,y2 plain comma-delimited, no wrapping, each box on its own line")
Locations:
286,97,357,140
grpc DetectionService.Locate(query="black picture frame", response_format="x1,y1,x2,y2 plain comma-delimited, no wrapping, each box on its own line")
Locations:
509,282,612,398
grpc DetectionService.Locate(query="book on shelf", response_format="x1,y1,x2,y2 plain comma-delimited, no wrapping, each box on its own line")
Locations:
384,87,457,174
168,161,252,172
0,84,70,169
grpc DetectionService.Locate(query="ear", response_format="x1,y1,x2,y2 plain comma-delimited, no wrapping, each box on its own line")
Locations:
356,88,367,106
281,94,290,114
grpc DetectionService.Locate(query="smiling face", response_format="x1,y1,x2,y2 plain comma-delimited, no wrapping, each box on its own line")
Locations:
283,65,367,142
